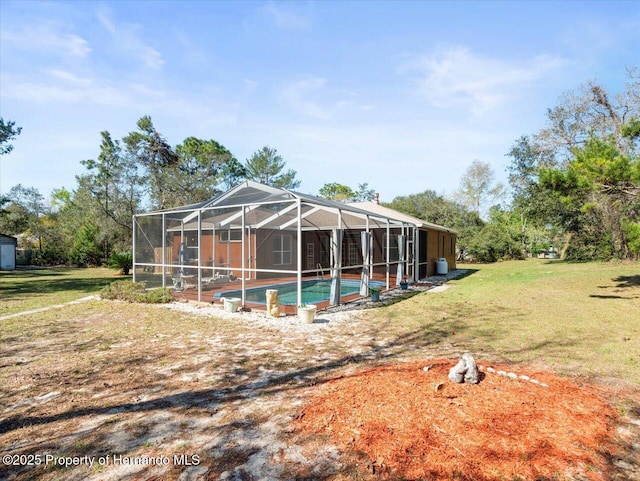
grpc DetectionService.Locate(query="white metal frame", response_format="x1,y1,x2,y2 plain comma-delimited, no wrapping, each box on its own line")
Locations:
133,181,436,307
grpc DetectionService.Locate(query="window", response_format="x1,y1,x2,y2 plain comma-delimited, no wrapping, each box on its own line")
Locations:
220,230,242,242
306,243,315,269
348,243,358,266
185,234,198,261
273,234,292,265
382,234,399,262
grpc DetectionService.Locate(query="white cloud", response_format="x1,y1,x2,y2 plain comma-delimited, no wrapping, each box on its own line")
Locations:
1,25,91,58
96,10,164,70
279,77,372,120
281,77,334,120
47,69,92,86
401,46,564,116
244,79,258,92
2,66,240,140
262,2,311,31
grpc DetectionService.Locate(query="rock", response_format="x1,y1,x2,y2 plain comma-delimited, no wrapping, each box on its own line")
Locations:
462,353,479,384
448,358,466,383
448,353,479,384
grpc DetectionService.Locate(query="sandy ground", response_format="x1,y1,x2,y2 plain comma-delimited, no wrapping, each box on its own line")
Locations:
1,277,639,481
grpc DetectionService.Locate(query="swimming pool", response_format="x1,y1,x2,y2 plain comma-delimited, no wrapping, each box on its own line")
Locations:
215,278,384,305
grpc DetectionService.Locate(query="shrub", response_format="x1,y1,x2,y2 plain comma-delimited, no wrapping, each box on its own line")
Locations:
100,280,172,303
69,224,103,267
108,251,133,275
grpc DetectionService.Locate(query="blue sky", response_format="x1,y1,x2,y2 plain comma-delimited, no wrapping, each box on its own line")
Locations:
1,0,639,204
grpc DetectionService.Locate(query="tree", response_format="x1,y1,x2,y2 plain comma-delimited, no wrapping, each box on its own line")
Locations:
0,184,46,247
506,68,640,260
466,207,524,262
535,73,640,164
123,116,179,210
244,146,300,189
318,183,355,201
78,131,143,259
538,136,640,259
0,118,22,200
354,183,376,202
456,160,505,218
0,118,22,156
385,190,484,260
173,137,245,204
69,223,103,267
318,182,376,202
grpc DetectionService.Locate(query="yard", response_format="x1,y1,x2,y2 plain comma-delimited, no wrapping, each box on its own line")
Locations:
1,259,639,480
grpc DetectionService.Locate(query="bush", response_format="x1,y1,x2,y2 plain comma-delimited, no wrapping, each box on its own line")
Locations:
31,246,68,266
108,251,133,275
100,280,172,303
69,224,103,267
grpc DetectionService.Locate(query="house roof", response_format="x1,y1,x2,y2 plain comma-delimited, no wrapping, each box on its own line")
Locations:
143,181,455,234
0,233,18,244
348,201,457,234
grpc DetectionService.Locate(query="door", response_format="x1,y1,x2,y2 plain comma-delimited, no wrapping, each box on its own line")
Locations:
0,245,15,270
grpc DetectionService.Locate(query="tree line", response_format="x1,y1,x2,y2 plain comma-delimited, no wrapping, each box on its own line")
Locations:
1,67,638,266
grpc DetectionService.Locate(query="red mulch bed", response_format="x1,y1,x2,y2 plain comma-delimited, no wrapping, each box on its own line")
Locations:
295,360,617,480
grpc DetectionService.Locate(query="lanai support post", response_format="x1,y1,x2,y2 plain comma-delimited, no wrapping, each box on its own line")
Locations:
162,213,166,287
385,220,390,289
330,210,343,306
132,215,137,283
197,210,202,302
296,199,302,308
241,205,246,308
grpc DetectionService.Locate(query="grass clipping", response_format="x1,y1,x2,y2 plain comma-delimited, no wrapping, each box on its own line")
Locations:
296,360,616,480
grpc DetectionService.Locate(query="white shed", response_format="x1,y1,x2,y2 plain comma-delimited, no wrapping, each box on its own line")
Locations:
0,234,17,270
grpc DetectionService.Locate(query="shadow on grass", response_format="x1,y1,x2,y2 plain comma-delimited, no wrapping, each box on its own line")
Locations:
613,274,640,288
589,294,631,299
591,274,640,299
445,268,480,281
0,274,116,301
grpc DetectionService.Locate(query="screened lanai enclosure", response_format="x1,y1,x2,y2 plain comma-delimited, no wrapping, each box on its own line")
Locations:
133,181,456,312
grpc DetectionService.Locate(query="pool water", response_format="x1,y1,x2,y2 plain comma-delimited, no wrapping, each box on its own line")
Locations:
216,278,384,305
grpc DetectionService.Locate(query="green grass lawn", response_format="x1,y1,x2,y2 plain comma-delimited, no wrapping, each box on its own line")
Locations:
0,267,120,317
1,259,638,480
375,258,640,384
2,260,639,384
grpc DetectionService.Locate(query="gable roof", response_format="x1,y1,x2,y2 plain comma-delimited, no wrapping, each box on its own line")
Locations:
0,233,18,244
143,181,456,234
348,201,457,234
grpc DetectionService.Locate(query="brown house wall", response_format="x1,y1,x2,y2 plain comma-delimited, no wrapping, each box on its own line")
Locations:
172,231,252,277
172,226,456,280
422,230,457,276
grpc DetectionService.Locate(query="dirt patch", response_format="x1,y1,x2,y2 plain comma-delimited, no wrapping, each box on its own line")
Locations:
1,299,639,481
296,360,619,480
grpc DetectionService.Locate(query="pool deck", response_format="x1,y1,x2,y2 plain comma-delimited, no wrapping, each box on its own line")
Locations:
170,270,468,314
171,273,387,314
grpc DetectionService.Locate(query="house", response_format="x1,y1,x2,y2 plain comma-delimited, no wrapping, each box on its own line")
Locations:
348,199,457,279
0,234,17,270
132,181,457,310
